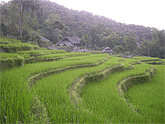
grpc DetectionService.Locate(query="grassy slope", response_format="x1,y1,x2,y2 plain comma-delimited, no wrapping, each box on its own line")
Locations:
124,65,165,123
0,53,22,58
29,57,147,123
29,57,118,123
80,62,153,123
0,54,108,123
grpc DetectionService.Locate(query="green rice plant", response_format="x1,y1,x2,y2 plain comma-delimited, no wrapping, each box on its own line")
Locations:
29,57,123,123
17,50,66,57
124,65,165,123
133,56,161,62
89,51,102,54
142,59,165,65
58,54,108,61
0,53,22,59
0,53,24,70
0,37,40,52
1,54,111,123
0,37,22,44
80,63,153,123
1,54,161,123
0,44,40,52
114,54,122,57
39,47,48,50
120,58,141,69
17,50,67,64
36,53,91,61
27,56,130,123
119,67,155,94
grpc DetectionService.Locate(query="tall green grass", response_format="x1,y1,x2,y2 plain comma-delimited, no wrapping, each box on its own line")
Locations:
0,54,109,123
17,50,66,56
133,56,161,61
0,36,22,44
1,54,162,123
80,63,152,123
0,53,24,70
0,44,40,52
0,37,40,52
28,57,141,123
0,53,21,59
29,57,123,123
124,65,165,123
38,52,91,59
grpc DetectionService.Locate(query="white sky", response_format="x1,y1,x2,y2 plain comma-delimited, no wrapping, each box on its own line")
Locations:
2,0,165,30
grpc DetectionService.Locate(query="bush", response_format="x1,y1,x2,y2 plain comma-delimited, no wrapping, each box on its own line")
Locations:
0,56,24,71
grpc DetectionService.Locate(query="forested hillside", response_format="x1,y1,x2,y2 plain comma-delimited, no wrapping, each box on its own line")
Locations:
0,0,164,58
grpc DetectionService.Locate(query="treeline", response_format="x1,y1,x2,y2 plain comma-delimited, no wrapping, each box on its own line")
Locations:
0,0,164,58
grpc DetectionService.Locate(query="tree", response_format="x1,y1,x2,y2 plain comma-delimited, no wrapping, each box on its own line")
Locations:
113,45,124,54
40,13,69,44
124,36,137,53
152,29,165,58
12,0,40,39
140,38,152,56
0,23,9,36
80,35,90,48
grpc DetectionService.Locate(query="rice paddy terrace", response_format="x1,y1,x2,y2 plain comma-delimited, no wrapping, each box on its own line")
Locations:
0,37,164,123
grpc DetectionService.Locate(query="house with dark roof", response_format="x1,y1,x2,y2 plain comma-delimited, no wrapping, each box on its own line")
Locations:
102,47,113,53
56,36,81,47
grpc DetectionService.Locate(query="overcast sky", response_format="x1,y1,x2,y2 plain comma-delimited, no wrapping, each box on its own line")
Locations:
2,0,165,30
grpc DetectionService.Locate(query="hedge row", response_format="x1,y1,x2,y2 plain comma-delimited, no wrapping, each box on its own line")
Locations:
0,52,96,70
0,57,24,71
0,36,22,44
17,50,66,57
28,57,109,87
24,57,63,64
83,64,125,84
0,44,40,53
68,64,126,108
27,58,109,123
118,66,157,97
69,64,157,116
70,64,125,93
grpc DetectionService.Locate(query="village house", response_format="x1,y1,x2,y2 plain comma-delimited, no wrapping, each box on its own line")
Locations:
102,47,113,53
56,36,81,48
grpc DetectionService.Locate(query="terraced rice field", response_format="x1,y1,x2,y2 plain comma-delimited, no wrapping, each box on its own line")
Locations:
1,52,164,123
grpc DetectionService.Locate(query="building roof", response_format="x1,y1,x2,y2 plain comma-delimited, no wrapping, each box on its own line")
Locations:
56,36,80,45
64,42,74,47
104,47,111,50
66,37,80,44
102,47,113,53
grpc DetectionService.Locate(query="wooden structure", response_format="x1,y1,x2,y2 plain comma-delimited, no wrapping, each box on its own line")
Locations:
56,36,81,47
102,47,113,53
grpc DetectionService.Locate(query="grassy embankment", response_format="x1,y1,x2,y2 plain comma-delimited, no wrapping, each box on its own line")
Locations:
28,56,154,123
80,57,163,123
80,60,153,123
124,65,165,123
1,53,109,123
0,37,40,52
0,49,94,70
28,56,124,123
